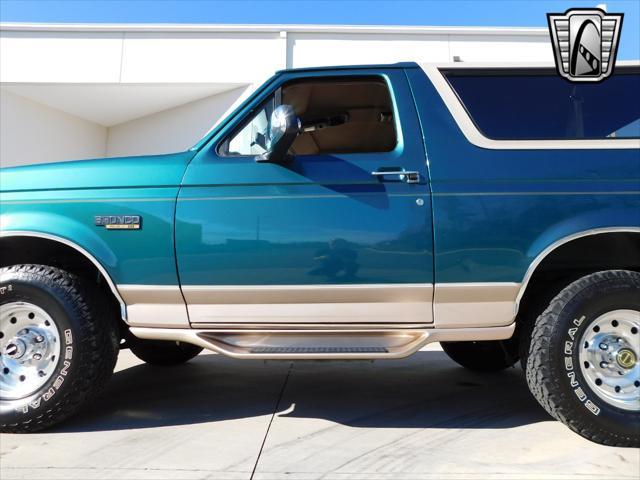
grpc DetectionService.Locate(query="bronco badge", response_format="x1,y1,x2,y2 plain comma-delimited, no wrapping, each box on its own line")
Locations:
94,215,141,230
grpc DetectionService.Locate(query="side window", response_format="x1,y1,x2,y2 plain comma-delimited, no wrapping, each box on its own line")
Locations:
284,77,397,155
219,98,275,156
443,70,640,140
219,76,397,157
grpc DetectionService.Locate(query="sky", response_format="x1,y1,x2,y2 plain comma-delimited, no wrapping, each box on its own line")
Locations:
0,0,638,58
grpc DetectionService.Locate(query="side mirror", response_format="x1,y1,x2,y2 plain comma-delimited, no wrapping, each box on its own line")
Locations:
257,105,300,163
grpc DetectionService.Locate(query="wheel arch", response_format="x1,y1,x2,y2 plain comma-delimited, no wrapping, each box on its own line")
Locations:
515,227,640,315
0,231,127,321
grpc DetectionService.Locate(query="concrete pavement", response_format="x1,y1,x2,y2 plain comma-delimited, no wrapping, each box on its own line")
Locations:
1,344,638,480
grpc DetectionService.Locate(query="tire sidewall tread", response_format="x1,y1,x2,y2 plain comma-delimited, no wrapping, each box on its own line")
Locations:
0,264,118,432
526,269,640,447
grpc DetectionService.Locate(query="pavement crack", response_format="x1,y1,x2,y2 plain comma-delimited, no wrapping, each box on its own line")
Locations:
249,362,293,480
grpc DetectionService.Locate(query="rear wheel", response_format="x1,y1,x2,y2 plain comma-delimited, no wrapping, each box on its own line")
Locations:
0,264,119,433
526,270,640,447
128,338,202,366
441,339,519,372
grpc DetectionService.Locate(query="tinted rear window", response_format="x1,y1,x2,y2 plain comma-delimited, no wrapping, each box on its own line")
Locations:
443,70,640,140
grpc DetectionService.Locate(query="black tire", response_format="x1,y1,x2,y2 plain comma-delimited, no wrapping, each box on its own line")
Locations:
526,270,640,447
128,338,202,366
441,339,519,372
0,264,119,433
516,278,571,372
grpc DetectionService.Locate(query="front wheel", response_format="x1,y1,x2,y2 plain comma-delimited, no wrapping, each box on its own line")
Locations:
0,264,119,433
526,270,640,447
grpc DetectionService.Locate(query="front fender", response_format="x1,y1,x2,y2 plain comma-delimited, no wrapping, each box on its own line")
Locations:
0,216,127,320
0,187,181,287
1,211,119,271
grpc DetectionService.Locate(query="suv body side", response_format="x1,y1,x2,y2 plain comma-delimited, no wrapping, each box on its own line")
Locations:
1,62,638,331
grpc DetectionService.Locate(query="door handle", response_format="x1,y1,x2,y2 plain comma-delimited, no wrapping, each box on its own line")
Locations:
371,169,420,184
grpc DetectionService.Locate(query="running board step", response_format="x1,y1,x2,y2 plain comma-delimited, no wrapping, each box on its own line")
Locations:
206,331,422,359
129,324,516,360
250,346,389,354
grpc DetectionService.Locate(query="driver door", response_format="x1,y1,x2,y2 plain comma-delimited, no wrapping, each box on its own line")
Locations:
175,67,434,326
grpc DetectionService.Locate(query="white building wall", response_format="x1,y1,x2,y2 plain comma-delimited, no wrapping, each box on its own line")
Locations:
289,33,451,67
448,34,551,62
0,24,554,167
0,89,107,167
106,85,251,157
120,32,285,84
0,31,123,83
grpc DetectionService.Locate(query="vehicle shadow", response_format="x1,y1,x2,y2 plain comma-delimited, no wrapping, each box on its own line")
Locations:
54,350,551,433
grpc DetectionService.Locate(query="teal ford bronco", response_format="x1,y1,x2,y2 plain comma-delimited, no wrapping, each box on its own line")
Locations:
1,62,639,445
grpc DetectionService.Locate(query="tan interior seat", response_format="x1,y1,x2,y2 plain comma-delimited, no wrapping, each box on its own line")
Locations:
283,78,397,155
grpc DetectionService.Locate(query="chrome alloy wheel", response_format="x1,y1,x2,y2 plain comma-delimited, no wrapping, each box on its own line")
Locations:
579,309,640,411
0,302,61,400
